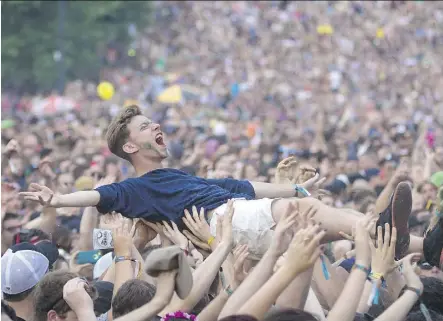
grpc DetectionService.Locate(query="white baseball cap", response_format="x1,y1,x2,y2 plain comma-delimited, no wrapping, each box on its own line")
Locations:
1,249,49,295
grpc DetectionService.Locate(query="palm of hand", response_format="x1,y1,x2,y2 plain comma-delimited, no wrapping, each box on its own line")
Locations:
99,212,124,230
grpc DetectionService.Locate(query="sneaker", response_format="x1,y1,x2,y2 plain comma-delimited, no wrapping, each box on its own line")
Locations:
423,217,443,268
376,182,412,259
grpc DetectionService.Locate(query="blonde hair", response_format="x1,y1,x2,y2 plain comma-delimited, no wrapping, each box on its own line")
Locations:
106,105,142,161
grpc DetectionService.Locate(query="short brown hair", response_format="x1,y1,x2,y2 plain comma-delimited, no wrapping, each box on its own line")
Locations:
112,279,156,318
33,271,97,321
106,105,142,161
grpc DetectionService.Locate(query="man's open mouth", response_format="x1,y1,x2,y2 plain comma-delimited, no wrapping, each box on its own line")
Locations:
155,133,165,146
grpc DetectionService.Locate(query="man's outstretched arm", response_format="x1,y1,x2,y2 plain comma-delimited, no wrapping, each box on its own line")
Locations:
250,174,325,199
19,183,100,208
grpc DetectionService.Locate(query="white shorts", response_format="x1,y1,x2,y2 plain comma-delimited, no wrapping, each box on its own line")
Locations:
209,198,276,259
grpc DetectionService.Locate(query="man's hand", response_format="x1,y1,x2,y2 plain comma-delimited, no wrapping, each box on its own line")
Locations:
399,253,424,294
353,215,375,266
299,173,326,193
269,202,298,257
275,156,298,184
19,183,57,207
370,224,397,276
142,220,172,247
285,225,325,275
162,221,189,250
182,206,213,245
294,164,317,185
233,244,250,286
133,219,158,246
63,278,94,316
216,199,235,249
111,214,135,257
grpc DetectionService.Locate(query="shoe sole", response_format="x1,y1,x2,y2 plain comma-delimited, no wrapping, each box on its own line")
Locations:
391,182,412,234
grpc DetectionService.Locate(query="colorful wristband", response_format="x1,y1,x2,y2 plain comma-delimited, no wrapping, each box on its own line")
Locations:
207,236,215,246
115,256,132,263
369,272,384,281
294,185,311,197
353,263,370,276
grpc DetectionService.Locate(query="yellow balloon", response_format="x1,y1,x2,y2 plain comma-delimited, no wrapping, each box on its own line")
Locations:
97,82,115,101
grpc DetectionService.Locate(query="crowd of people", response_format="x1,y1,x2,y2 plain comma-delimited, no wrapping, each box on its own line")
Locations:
2,1,443,321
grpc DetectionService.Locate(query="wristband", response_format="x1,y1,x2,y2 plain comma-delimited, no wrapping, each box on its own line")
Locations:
225,285,233,297
405,286,422,298
369,272,384,281
207,236,215,246
294,185,311,197
352,263,370,276
115,256,132,263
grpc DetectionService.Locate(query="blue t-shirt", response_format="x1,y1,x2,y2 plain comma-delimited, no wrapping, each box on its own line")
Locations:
95,168,255,224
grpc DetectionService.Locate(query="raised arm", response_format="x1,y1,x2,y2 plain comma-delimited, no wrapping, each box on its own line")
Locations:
162,201,236,314
374,253,423,321
113,270,178,321
238,226,325,320
219,203,298,318
19,183,100,208
327,216,373,321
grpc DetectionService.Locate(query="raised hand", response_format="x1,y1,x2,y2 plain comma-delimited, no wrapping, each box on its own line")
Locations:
353,215,375,266
294,164,317,184
132,219,159,246
370,224,398,276
112,214,135,257
285,225,325,274
19,183,56,207
299,173,326,193
162,220,189,250
220,200,235,246
399,253,424,294
142,220,172,247
269,202,298,256
63,277,94,315
182,206,213,244
275,156,298,184
233,244,250,286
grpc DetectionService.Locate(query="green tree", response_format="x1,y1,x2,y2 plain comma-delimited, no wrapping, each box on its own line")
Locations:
1,1,153,94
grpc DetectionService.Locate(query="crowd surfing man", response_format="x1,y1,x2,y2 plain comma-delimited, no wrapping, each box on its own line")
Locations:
20,105,442,262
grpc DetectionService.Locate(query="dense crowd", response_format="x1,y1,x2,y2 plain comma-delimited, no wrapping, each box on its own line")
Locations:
2,1,443,321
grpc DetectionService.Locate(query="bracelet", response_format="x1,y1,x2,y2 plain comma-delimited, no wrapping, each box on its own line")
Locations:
369,272,384,281
352,263,370,276
207,236,215,246
115,256,132,263
294,185,311,197
135,260,142,279
405,286,422,298
225,285,233,297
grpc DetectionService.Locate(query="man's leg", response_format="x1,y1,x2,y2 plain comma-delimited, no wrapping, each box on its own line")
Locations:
271,182,421,259
271,197,362,242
